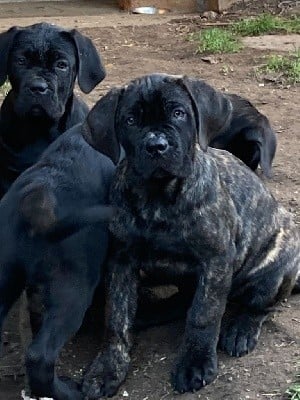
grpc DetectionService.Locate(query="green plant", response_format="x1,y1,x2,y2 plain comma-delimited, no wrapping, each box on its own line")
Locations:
190,28,242,54
261,50,300,84
286,383,300,400
232,14,300,36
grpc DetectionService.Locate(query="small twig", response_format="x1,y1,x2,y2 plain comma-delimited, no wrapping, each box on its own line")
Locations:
160,393,170,400
278,1,300,7
200,22,232,27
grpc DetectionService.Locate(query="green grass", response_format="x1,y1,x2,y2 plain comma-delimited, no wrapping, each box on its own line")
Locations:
190,28,243,54
286,383,300,400
260,50,300,84
190,14,300,56
232,14,300,36
0,80,11,97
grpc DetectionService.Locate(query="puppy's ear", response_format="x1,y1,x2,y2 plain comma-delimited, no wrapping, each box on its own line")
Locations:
82,89,121,165
68,29,106,94
0,26,19,87
179,77,232,151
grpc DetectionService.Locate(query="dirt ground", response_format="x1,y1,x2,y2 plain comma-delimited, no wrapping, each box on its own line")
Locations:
0,1,299,399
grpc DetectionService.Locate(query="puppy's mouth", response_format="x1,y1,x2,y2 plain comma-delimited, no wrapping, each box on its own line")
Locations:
132,130,192,180
28,105,47,118
13,87,64,121
140,159,190,180
150,167,173,179
140,154,176,178
15,99,63,121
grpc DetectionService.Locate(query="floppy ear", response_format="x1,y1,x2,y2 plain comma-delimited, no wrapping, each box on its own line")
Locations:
0,26,20,87
179,76,232,151
82,89,121,165
68,29,106,94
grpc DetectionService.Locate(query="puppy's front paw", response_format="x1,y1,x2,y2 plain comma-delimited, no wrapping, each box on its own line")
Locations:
57,376,83,400
82,373,119,399
172,352,218,393
82,349,130,399
219,313,263,357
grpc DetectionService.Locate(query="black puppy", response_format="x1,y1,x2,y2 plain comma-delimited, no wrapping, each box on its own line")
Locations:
0,22,105,196
81,74,300,398
210,93,277,178
0,96,116,400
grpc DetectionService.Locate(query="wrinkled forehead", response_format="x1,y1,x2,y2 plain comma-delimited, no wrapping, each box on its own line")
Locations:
120,75,192,111
11,24,75,57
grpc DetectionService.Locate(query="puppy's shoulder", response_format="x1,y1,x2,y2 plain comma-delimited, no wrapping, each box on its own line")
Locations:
205,147,273,199
14,125,114,194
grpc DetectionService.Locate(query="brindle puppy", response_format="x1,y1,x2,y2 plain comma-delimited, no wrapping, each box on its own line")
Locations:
81,74,300,398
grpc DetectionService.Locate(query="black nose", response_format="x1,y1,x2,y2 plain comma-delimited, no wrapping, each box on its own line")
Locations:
29,79,48,95
146,135,169,155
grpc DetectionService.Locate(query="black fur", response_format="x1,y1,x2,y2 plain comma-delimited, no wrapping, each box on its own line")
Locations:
81,74,299,398
210,94,277,178
0,96,116,399
0,22,105,196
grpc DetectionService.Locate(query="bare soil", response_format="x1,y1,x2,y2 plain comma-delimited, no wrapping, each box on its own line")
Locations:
0,1,299,399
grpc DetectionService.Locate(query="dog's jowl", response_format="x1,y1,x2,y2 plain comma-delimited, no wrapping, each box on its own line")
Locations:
0,22,105,196
82,74,300,397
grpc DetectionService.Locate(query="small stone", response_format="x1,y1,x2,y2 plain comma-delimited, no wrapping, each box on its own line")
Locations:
202,11,218,19
201,56,218,64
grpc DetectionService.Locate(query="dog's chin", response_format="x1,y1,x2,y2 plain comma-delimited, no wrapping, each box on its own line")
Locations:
27,105,48,118
14,97,64,121
29,103,64,120
134,152,193,181
150,167,174,179
141,164,191,181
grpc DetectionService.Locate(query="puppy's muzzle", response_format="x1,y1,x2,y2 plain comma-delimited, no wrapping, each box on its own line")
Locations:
28,78,49,95
145,133,170,156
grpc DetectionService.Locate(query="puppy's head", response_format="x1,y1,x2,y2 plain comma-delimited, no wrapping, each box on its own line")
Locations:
0,23,105,121
84,74,232,180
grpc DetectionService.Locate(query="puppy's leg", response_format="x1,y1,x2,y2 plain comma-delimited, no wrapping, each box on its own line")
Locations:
25,276,94,400
172,260,232,393
219,228,299,357
0,262,25,352
26,286,44,337
82,244,139,399
19,286,44,397
19,286,44,352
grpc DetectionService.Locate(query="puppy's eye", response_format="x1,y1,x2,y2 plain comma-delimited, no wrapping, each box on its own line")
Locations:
173,109,186,119
56,61,68,71
126,116,136,126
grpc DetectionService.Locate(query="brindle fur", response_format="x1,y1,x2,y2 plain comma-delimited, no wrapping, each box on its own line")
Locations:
81,74,300,398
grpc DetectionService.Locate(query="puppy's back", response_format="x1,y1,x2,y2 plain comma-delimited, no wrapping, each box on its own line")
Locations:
0,125,115,240
21,125,115,202
204,147,297,246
